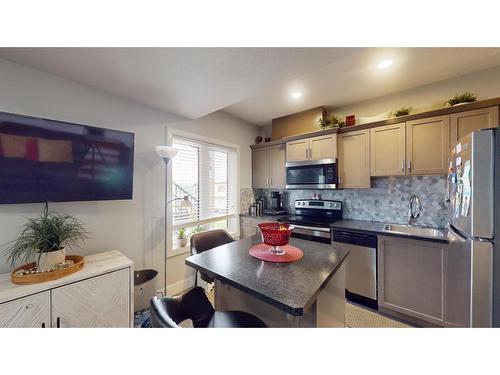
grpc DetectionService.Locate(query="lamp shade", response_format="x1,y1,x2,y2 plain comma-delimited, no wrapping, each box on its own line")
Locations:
156,145,179,160
180,196,193,209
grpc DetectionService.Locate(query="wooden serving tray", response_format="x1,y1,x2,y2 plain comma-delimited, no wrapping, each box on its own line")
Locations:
10,255,85,285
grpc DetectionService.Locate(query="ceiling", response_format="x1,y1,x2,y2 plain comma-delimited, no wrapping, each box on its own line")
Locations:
1,48,500,126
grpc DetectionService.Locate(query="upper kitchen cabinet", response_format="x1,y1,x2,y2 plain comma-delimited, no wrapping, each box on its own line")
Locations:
450,106,498,143
252,147,269,188
286,134,337,162
269,144,286,188
406,115,450,175
252,144,286,188
338,129,370,188
309,134,338,160
285,138,309,162
370,123,406,176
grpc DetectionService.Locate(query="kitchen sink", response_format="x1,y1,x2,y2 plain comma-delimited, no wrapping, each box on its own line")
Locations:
383,224,446,239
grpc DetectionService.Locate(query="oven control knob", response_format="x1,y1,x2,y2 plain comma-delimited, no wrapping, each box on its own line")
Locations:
328,203,333,207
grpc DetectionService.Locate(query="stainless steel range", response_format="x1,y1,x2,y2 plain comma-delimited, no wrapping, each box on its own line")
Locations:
279,199,343,244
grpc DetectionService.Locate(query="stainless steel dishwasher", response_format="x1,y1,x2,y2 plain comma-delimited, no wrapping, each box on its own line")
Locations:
332,230,378,309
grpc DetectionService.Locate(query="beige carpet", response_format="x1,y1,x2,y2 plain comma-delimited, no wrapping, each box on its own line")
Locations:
207,289,410,328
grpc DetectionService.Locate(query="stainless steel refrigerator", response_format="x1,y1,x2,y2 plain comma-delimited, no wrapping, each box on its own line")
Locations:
446,128,499,327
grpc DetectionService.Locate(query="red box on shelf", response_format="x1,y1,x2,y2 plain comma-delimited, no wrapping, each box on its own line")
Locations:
346,115,356,126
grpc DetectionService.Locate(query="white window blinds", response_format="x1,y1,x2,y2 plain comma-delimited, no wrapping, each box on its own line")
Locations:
171,137,237,231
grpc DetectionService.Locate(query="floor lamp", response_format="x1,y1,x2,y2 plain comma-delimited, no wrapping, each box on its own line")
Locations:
156,145,193,297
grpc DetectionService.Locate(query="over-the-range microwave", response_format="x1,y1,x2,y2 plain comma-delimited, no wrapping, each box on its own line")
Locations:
285,159,337,189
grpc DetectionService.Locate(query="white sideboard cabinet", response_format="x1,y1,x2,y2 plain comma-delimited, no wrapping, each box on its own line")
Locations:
0,250,133,328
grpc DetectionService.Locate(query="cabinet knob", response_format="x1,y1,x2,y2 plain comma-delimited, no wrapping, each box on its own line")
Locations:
25,304,33,310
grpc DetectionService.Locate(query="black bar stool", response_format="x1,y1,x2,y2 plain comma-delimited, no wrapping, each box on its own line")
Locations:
190,229,235,286
150,286,266,328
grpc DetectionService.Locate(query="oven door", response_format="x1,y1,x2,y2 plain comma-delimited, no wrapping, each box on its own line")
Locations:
287,223,331,244
285,159,337,189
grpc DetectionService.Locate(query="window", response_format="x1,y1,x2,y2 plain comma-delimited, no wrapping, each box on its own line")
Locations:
171,136,237,249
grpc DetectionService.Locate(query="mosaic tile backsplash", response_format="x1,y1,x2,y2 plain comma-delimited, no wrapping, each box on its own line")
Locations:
250,176,448,228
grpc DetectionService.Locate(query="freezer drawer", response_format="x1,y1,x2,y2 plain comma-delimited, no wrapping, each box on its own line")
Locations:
445,226,493,327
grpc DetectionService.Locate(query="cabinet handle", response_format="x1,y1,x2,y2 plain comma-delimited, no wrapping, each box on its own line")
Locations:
56,317,60,328
401,160,405,172
408,160,411,172
41,322,45,328
269,177,272,186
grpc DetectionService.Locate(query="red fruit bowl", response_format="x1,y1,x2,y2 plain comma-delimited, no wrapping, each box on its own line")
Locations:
257,222,294,255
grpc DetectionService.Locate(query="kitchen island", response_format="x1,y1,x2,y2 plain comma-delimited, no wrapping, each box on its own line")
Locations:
185,235,349,327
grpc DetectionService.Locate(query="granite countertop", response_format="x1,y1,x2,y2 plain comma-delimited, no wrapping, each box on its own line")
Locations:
330,219,448,243
240,213,289,220
185,235,349,316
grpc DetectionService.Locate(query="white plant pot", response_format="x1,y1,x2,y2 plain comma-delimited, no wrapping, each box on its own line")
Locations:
178,238,188,248
37,248,66,271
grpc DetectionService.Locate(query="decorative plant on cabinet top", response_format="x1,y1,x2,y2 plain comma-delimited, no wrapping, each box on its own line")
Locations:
3,203,88,271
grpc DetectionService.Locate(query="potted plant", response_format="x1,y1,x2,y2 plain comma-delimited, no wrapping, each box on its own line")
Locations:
447,92,477,107
177,228,188,248
393,107,411,117
4,204,87,271
190,226,204,235
330,115,346,128
317,116,332,130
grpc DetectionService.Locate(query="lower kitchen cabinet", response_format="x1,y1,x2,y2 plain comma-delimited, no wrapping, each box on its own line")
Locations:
378,235,446,326
240,216,266,239
0,251,133,328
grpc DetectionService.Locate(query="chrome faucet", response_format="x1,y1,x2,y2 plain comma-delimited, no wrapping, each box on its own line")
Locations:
408,193,423,226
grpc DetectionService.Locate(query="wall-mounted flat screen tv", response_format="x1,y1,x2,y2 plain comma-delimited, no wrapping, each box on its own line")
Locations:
0,111,134,204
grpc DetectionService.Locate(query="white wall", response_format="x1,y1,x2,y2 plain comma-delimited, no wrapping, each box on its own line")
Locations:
0,58,260,295
332,65,500,119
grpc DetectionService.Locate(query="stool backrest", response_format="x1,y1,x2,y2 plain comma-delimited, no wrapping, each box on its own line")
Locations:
190,229,234,256
150,287,215,328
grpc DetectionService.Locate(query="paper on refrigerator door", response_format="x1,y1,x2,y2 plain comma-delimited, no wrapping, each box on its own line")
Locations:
461,160,471,217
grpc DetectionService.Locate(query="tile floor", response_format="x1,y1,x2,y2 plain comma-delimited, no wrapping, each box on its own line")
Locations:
207,289,411,328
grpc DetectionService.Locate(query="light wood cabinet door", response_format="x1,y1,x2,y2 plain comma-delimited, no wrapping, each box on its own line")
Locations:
240,224,258,239
269,144,286,188
378,236,445,326
338,130,370,188
252,147,269,188
286,138,309,162
406,115,450,175
51,268,130,328
450,106,498,143
0,291,50,328
370,123,406,176
309,134,337,160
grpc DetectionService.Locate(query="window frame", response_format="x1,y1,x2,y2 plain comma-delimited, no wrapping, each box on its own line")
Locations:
166,128,240,258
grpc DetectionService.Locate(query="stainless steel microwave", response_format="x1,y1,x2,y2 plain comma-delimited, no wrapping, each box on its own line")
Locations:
285,159,337,189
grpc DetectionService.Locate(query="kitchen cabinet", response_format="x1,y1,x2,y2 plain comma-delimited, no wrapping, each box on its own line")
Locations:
0,291,50,328
378,235,446,326
406,115,450,175
450,106,498,143
338,129,370,188
370,123,406,176
240,216,265,239
0,251,133,328
252,144,286,188
286,134,337,162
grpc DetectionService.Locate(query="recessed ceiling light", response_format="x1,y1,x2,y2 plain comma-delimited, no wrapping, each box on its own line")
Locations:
377,59,393,69
290,91,302,99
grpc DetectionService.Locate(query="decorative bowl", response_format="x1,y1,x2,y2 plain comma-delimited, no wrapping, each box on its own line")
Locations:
257,222,294,255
